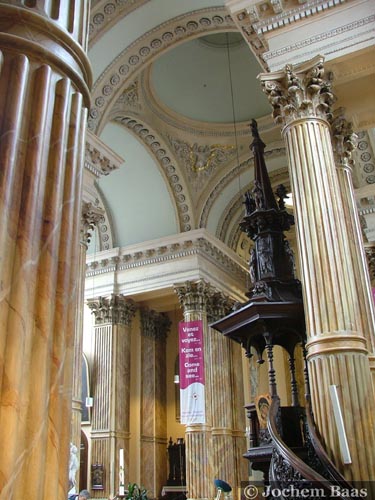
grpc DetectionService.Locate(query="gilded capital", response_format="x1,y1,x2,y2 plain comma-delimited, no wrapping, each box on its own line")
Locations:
330,107,358,170
81,201,105,246
140,308,171,341
87,294,136,325
174,280,213,314
258,55,336,127
206,292,235,323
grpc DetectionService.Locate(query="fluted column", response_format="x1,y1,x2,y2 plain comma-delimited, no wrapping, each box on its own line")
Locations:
0,2,91,499
207,293,247,491
87,295,136,499
70,203,105,491
140,309,171,498
174,281,214,500
259,55,375,483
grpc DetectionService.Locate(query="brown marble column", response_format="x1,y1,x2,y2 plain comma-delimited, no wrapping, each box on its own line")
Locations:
70,203,105,491
259,55,375,482
140,308,171,498
207,293,248,491
175,281,215,500
0,2,91,499
87,295,136,499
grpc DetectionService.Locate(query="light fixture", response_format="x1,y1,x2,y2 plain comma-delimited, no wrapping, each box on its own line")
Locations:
174,374,180,384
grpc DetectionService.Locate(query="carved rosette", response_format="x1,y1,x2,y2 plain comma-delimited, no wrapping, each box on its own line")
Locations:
81,201,105,246
174,280,213,314
140,308,171,342
87,294,136,325
330,107,358,170
206,292,234,323
259,55,336,127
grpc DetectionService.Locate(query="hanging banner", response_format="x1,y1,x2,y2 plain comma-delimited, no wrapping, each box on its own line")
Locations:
179,320,205,424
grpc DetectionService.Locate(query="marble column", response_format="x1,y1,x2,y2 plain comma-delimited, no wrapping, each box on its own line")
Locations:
259,55,375,482
206,293,248,491
87,295,136,499
175,281,215,500
70,203,105,491
140,308,171,498
0,2,91,499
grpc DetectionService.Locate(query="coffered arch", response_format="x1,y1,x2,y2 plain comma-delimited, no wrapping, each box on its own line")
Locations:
88,7,236,134
111,114,195,232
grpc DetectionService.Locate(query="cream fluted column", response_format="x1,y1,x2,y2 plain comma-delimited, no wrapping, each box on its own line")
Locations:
206,293,248,492
175,281,214,500
0,2,91,499
87,295,136,499
140,309,171,498
331,110,375,379
70,203,105,491
259,56,375,483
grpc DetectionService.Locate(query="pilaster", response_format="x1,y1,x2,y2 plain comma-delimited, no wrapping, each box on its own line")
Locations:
70,203,105,491
259,55,375,483
0,2,91,498
140,309,171,498
87,295,136,499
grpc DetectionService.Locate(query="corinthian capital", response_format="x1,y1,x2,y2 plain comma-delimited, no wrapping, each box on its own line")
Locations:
81,202,105,246
87,294,136,325
330,107,358,169
140,308,171,341
206,292,235,323
174,280,214,314
258,55,336,126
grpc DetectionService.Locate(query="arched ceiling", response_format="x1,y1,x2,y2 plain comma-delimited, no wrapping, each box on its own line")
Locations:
87,1,287,252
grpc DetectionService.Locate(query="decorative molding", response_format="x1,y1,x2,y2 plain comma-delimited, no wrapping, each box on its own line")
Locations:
81,202,105,247
330,107,357,166
88,8,235,134
140,308,171,341
113,115,193,232
89,0,151,47
116,79,141,110
353,130,375,186
168,136,236,174
199,146,286,228
259,55,335,126
87,294,137,325
86,235,247,285
85,129,123,178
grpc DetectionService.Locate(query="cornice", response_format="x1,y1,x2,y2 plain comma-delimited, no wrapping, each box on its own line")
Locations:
85,130,124,178
85,229,248,286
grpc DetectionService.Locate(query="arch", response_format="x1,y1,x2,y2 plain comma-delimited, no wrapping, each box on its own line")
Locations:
111,114,195,232
88,7,236,134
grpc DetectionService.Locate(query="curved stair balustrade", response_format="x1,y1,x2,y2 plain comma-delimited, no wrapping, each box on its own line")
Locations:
268,396,352,500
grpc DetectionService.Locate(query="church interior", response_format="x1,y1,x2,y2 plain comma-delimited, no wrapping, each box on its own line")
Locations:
0,0,375,499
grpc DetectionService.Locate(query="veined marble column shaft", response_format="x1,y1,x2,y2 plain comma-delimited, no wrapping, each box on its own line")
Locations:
331,111,375,379
87,295,136,499
70,203,105,491
140,309,171,498
0,2,91,499
175,281,214,500
207,293,247,491
259,56,375,482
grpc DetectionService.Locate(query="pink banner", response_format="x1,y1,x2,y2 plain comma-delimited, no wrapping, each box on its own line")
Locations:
179,320,205,424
